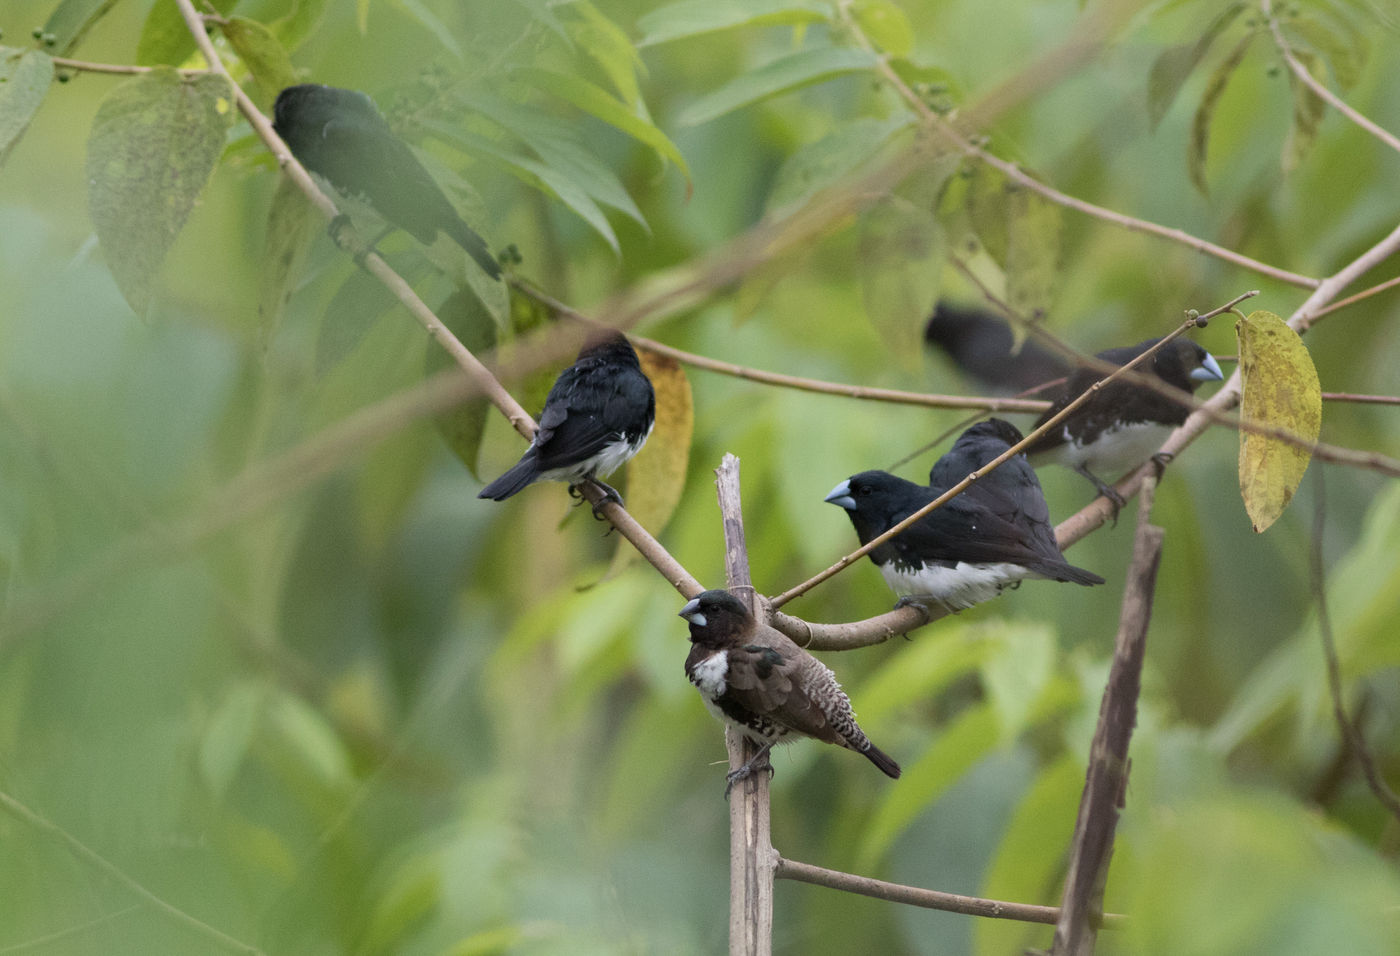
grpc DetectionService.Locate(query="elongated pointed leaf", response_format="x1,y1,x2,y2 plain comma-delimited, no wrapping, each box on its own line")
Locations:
1288,14,1365,91
0,48,53,163
431,289,497,479
637,0,834,47
220,17,299,109
516,67,692,188
858,194,945,362
766,115,912,212
1236,309,1321,533
1189,32,1253,195
609,351,692,574
1282,50,1327,174
258,177,320,350
563,0,645,106
1146,1,1244,129
275,0,333,52
41,0,121,57
1004,182,1061,333
677,46,879,127
87,70,236,316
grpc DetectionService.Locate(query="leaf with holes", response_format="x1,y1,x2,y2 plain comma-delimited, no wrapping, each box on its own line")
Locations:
87,70,236,316
1236,310,1321,533
609,351,692,574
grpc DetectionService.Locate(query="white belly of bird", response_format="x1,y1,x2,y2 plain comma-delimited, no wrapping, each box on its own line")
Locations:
881,561,1033,611
538,425,654,484
1056,421,1173,476
689,650,728,697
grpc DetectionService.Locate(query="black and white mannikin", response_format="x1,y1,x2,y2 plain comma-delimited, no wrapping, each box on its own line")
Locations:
272,83,502,279
478,330,655,505
680,590,900,796
1024,338,1224,508
826,420,1104,611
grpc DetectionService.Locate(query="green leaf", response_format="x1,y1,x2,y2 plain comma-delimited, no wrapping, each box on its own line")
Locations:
515,67,692,187
316,268,400,376
431,289,497,479
1003,182,1061,330
980,621,1055,743
1287,13,1365,91
637,0,834,47
395,0,463,60
677,46,880,127
857,194,945,362
1188,31,1252,195
86,70,236,316
268,689,352,787
41,0,122,57
1146,1,1245,129
608,351,692,575
965,162,1008,265
199,680,267,798
257,177,320,351
1282,49,1327,174
0,48,53,163
273,0,334,53
220,16,300,110
766,115,913,212
562,0,645,106
852,0,914,58
859,701,999,869
1235,310,1321,533
136,0,239,67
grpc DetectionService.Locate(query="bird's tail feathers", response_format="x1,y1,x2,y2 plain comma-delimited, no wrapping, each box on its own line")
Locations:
446,217,502,280
861,743,902,779
1041,560,1106,587
478,455,539,500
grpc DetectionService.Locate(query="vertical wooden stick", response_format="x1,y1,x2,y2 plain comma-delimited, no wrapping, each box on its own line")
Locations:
714,453,775,956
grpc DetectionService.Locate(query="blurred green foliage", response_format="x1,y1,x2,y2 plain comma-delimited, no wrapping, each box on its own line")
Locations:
1,0,1398,953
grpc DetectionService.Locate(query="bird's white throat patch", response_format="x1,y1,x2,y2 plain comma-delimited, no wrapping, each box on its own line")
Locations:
689,650,728,697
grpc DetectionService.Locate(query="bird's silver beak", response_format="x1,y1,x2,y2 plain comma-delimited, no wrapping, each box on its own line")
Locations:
678,598,706,627
1192,353,1224,382
824,479,856,510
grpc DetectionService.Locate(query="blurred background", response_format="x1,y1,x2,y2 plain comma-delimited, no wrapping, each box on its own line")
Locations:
1,0,1398,952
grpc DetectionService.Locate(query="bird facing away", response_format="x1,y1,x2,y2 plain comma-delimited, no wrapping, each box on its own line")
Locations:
681,589,900,796
1024,338,1223,508
478,330,655,504
272,83,502,279
826,423,1104,611
924,301,1069,394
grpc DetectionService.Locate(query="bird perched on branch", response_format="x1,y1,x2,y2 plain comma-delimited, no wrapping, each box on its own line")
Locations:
681,589,900,796
272,83,502,279
478,329,654,505
826,420,1104,611
1024,338,1224,510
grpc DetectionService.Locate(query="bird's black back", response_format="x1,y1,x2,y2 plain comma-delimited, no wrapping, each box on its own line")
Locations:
531,333,655,474
1025,338,1213,455
924,302,1068,393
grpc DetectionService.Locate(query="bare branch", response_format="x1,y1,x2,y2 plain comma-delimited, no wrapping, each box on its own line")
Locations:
1310,471,1400,822
774,857,1125,928
50,56,207,76
1312,275,1400,322
1263,0,1400,157
0,789,266,955
1052,476,1164,955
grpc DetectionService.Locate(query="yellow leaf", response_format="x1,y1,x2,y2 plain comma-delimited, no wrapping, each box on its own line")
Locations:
1236,310,1321,533
610,351,693,573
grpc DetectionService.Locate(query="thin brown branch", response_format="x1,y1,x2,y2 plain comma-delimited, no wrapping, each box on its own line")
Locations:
0,789,266,955
769,317,1205,609
836,4,1319,290
1052,476,1164,955
774,857,1125,928
1310,470,1400,822
715,455,777,956
49,56,207,76
1263,0,1400,157
1311,275,1400,321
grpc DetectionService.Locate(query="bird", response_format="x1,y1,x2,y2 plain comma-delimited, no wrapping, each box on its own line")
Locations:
478,329,655,505
1023,338,1224,509
825,422,1104,611
680,589,900,796
924,301,1069,394
272,83,502,279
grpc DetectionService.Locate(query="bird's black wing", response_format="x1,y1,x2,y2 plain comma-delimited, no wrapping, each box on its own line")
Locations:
530,358,650,473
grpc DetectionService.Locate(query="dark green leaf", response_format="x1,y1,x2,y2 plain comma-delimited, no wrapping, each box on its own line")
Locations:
637,0,834,47
1282,49,1327,174
1189,31,1253,195
431,289,497,479
965,163,1008,265
258,177,320,351
136,0,239,67
220,17,299,110
1146,1,1244,129
676,46,880,127
41,0,122,57
515,67,692,188
86,70,236,316
0,47,53,163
